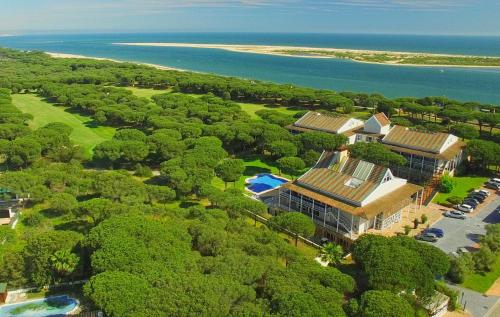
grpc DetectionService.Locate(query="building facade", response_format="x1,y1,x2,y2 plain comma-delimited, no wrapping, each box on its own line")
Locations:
273,151,423,247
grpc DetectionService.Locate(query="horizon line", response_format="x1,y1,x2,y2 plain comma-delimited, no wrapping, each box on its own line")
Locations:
2,30,500,38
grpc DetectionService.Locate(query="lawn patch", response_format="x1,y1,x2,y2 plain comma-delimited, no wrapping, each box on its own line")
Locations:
11,94,115,158
125,87,170,99
461,256,500,293
432,176,489,205
237,102,302,119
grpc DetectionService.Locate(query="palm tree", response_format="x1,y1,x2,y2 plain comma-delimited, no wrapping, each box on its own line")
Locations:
49,249,79,281
319,243,344,267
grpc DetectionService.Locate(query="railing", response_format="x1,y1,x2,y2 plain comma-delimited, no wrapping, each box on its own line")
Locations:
273,199,354,239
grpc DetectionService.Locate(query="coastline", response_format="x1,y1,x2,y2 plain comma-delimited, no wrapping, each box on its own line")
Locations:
113,43,500,69
46,52,188,72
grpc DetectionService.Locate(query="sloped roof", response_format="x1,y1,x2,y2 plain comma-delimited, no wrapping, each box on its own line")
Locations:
293,111,354,134
296,157,388,205
373,112,391,126
283,182,421,219
382,125,452,154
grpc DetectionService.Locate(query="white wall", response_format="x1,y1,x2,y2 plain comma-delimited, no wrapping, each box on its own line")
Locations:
338,118,364,134
439,134,458,153
363,116,382,134
361,172,407,206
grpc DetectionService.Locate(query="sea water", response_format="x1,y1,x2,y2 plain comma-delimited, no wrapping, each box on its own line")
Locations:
1,33,499,104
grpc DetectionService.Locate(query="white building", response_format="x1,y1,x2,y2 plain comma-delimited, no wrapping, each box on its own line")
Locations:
274,150,423,247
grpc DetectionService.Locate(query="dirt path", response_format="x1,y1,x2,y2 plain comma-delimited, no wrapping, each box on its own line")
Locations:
485,278,500,296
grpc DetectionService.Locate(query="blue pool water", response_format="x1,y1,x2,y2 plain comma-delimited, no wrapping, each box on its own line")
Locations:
0,295,78,317
247,174,288,193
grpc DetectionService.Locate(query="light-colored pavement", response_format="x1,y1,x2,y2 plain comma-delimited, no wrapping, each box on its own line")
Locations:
427,193,500,317
431,194,500,254
447,284,499,317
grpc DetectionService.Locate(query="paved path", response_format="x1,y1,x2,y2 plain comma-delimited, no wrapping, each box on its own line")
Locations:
447,284,499,317
432,194,500,254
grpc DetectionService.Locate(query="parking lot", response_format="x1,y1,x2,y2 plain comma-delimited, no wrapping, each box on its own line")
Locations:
430,193,500,254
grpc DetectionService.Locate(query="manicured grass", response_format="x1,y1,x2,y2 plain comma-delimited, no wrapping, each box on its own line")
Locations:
461,256,500,293
236,102,302,119
433,176,489,205
125,87,170,99
11,94,115,158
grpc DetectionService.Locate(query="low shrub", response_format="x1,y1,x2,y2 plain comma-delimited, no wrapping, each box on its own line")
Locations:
446,196,462,206
435,281,460,311
23,212,43,226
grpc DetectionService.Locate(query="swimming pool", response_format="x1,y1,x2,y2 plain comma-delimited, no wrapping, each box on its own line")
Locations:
0,295,79,317
246,174,288,194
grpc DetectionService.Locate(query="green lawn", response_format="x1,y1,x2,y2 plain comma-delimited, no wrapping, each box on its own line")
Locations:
461,256,500,293
236,102,302,119
433,176,489,205
12,94,115,158
125,87,170,99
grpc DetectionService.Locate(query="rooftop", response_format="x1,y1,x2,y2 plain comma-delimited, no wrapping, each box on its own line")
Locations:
283,181,421,219
373,112,391,126
382,125,453,154
296,157,388,205
292,111,360,134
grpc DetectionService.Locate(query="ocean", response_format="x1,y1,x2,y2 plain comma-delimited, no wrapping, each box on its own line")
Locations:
1,33,499,104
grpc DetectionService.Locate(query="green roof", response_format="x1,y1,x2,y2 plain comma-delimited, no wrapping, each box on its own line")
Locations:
0,283,7,292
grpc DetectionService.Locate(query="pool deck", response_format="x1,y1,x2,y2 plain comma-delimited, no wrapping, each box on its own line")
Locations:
245,174,290,196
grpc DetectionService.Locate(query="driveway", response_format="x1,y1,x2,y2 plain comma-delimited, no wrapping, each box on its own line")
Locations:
428,193,500,317
430,194,500,254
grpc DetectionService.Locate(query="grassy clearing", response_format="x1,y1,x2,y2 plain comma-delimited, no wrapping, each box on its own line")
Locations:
125,87,170,99
461,256,500,293
11,94,115,158
433,176,489,205
236,102,302,119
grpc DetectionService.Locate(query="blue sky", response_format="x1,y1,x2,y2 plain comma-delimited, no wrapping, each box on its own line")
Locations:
1,0,499,35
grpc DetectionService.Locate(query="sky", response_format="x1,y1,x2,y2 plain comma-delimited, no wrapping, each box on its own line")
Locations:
1,0,499,36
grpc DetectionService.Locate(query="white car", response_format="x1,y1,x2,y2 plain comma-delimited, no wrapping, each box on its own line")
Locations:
491,178,500,184
457,204,474,213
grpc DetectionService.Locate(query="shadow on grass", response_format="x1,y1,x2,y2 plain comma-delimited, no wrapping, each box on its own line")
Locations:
179,201,200,209
54,219,93,234
244,165,271,177
40,208,63,219
144,176,164,185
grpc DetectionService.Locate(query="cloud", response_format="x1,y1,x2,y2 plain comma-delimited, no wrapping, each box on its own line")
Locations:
325,0,472,10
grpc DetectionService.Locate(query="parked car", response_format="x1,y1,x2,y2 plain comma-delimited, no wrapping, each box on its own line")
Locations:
474,189,490,197
424,228,444,238
457,204,474,213
471,190,488,198
415,232,438,242
467,193,485,202
485,181,500,190
444,210,467,219
463,200,479,209
489,178,500,184
457,247,469,254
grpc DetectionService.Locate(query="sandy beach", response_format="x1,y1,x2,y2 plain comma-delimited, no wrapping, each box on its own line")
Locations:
46,52,187,72
113,43,500,68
